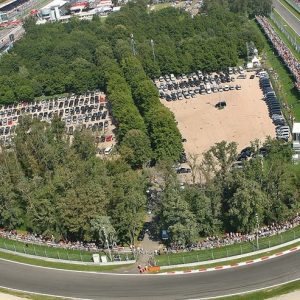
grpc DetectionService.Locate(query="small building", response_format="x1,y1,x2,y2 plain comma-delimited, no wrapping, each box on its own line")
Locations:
292,122,300,152
39,0,67,21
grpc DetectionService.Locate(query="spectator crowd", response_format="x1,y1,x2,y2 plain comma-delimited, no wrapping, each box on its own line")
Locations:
163,214,300,254
256,16,300,92
1,215,300,256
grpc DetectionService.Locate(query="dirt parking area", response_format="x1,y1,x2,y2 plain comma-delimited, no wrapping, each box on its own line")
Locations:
162,72,276,157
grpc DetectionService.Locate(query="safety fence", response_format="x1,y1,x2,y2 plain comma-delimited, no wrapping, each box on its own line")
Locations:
284,0,300,14
270,12,300,53
256,15,300,91
0,236,135,263
154,226,300,266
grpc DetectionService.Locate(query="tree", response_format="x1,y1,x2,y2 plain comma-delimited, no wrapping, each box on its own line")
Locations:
159,181,198,246
90,216,116,246
72,130,96,160
202,141,237,180
15,85,34,101
226,179,268,233
184,186,222,236
119,129,152,168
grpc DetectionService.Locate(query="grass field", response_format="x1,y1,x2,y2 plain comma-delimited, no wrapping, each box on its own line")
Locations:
154,225,300,266
253,19,300,121
0,250,131,271
0,236,135,262
222,278,300,299
158,241,300,272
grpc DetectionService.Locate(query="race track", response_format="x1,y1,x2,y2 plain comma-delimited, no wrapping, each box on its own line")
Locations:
1,250,300,299
273,0,300,36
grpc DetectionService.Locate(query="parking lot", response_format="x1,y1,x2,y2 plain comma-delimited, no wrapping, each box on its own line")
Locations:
0,91,116,152
157,70,276,158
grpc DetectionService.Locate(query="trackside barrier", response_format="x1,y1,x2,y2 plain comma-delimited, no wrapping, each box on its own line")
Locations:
148,266,161,272
285,0,300,14
270,12,300,52
159,238,300,270
256,15,300,91
0,247,136,266
155,226,300,266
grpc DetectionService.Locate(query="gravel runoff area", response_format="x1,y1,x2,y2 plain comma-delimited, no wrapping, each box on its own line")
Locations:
162,71,276,157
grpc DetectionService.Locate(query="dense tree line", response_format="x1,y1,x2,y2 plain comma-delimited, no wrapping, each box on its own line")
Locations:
1,118,299,246
119,52,183,162
0,117,147,244
0,0,292,246
0,0,265,104
156,139,300,246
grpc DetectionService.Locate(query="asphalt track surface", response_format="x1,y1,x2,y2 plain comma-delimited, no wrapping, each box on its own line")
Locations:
1,250,300,300
273,0,300,36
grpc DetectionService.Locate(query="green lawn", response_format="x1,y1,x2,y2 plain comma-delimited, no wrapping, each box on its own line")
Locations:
222,278,300,299
155,224,300,266
253,19,300,121
158,241,300,272
148,3,172,12
0,236,135,262
0,250,132,271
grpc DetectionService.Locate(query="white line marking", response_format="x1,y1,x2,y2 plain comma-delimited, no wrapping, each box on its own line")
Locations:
0,285,90,300
187,277,300,299
279,0,300,22
274,8,300,37
0,257,142,276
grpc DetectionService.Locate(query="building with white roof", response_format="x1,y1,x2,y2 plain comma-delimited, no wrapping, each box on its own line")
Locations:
292,123,300,163
292,122,300,152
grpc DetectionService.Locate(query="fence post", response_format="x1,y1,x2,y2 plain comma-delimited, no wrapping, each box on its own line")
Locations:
23,245,26,254
167,254,170,266
182,256,185,264
240,245,243,255
45,249,47,257
14,244,16,252
67,250,70,260
57,251,60,260
280,234,283,243
34,246,37,256
80,252,83,262
211,251,214,260
226,249,229,257
4,241,7,250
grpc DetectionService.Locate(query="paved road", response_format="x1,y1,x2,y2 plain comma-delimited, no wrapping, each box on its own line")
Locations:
1,250,300,299
273,0,300,36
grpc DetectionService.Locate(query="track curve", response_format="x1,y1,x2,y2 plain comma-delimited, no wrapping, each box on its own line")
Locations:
1,250,300,299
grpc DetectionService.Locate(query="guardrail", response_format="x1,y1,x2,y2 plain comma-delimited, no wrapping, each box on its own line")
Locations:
270,12,300,52
0,236,136,263
154,226,300,266
284,0,300,14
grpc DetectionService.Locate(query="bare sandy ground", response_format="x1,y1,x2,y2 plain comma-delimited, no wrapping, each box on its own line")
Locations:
270,290,300,299
0,293,26,299
162,72,276,157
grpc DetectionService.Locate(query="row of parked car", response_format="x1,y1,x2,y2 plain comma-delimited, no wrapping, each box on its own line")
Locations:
259,71,289,141
155,70,244,100
0,91,115,146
